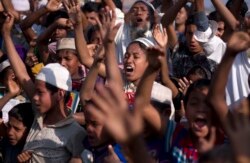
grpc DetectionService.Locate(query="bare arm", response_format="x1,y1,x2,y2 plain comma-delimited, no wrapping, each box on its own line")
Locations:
103,9,123,88
161,0,187,27
2,13,35,100
65,0,106,76
211,0,239,37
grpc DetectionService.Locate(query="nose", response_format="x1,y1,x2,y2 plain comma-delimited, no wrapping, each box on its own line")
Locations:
59,59,67,67
8,127,14,136
33,93,38,102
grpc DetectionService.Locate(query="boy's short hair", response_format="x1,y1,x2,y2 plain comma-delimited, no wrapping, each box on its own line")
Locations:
81,2,101,13
45,10,69,27
9,103,34,129
184,79,211,107
36,63,72,91
186,65,212,80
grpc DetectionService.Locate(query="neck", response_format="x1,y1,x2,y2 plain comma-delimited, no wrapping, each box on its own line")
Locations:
43,101,68,125
175,23,185,33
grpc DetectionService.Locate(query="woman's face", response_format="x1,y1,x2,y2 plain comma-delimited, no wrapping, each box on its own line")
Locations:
123,43,148,84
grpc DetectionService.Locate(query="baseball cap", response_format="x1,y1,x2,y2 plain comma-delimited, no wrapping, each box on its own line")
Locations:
194,20,218,43
36,63,72,91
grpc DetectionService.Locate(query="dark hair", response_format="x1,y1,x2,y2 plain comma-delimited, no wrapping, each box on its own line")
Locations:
45,10,69,27
81,2,101,13
208,11,223,22
86,25,101,44
45,83,71,103
184,79,211,107
185,14,196,27
226,0,248,17
186,65,211,80
9,103,34,129
113,0,122,10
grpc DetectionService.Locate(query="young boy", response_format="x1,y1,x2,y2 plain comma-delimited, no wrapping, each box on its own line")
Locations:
2,13,86,162
0,103,34,163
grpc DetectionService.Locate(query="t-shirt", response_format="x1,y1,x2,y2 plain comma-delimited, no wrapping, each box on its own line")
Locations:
23,113,86,162
226,51,250,107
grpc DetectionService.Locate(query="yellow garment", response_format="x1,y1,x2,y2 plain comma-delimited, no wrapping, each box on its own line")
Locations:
31,63,44,75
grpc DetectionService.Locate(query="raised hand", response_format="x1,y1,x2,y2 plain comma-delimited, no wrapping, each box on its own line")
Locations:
227,31,250,55
63,0,82,26
146,46,166,70
178,77,192,95
197,127,216,154
6,74,21,97
56,18,73,28
224,99,250,163
46,0,62,12
153,24,168,48
1,12,15,35
86,82,143,144
100,7,121,42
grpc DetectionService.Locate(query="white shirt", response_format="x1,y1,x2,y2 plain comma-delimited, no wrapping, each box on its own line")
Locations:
226,51,250,107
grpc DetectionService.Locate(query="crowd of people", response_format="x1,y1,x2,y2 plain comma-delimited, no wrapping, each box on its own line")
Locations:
0,0,250,162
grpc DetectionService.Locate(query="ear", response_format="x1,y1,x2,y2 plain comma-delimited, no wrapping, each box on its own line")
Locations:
57,89,66,101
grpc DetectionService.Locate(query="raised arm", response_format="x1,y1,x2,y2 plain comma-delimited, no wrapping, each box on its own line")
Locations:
161,0,188,27
135,47,168,136
80,49,104,105
211,0,238,30
206,31,250,122
20,0,63,30
2,13,35,100
153,24,179,97
103,8,123,88
64,0,106,76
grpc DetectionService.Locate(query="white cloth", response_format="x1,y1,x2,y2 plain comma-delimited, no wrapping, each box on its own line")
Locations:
2,99,21,123
115,23,153,64
194,25,226,64
226,51,250,108
11,0,30,11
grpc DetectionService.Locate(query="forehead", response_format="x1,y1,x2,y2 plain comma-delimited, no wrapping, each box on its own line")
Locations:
127,42,146,53
35,80,47,89
186,24,197,33
9,116,25,128
57,49,77,56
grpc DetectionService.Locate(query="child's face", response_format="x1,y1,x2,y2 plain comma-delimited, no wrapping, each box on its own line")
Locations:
90,30,103,45
57,50,80,78
3,67,16,87
185,88,212,138
84,106,110,147
33,80,56,114
123,43,148,84
7,116,28,146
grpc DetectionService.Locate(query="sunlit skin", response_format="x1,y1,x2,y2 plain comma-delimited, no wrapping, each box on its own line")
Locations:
84,106,111,147
7,117,28,146
57,49,81,79
85,11,98,26
89,30,103,45
185,24,204,55
123,42,149,86
185,88,212,138
215,21,225,38
129,2,150,30
33,80,56,114
51,27,67,41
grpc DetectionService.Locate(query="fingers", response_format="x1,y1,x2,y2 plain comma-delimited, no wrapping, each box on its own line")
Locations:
17,151,32,163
